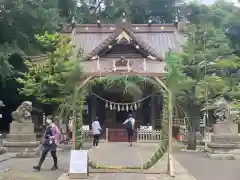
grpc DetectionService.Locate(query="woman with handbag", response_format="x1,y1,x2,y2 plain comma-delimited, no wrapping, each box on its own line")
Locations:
33,116,60,171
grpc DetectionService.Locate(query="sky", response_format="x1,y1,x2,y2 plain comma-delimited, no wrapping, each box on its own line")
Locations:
200,0,239,5
200,0,216,4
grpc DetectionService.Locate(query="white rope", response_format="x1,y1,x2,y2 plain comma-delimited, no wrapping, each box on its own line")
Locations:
91,92,152,105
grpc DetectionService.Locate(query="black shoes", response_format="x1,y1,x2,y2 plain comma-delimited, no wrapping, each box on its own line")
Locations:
51,165,58,171
33,166,41,171
33,165,58,171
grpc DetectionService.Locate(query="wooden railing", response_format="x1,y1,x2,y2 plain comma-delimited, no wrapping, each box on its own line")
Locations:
59,129,162,143
82,130,92,142
59,130,93,144
137,129,161,143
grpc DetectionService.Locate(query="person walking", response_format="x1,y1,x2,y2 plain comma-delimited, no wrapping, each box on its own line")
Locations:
68,118,73,143
91,117,102,148
33,116,60,171
123,114,135,146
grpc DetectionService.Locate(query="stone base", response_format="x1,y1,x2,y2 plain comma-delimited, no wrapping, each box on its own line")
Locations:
3,122,41,158
206,142,240,160
0,147,7,155
211,135,240,144
3,141,41,157
16,150,41,158
58,173,88,180
206,152,239,160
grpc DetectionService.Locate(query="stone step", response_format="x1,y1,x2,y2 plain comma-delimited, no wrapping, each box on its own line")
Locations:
3,141,40,147
6,134,36,142
211,135,240,144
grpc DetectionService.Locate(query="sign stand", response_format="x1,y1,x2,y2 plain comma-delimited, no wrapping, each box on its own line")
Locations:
69,150,89,179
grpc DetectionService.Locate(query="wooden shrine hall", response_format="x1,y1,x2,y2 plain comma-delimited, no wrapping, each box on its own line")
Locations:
62,14,185,142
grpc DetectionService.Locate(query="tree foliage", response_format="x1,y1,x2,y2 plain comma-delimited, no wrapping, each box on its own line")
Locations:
0,0,61,81
176,1,240,122
74,0,182,24
0,0,240,125
17,33,82,112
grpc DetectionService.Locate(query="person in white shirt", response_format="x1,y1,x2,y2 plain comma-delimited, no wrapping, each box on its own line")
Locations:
123,114,135,146
91,117,102,148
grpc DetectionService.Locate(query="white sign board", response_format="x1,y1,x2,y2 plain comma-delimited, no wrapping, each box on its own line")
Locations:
82,125,89,131
69,150,88,174
140,126,153,131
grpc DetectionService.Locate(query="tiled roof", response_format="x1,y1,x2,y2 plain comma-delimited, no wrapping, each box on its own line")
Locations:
72,23,185,60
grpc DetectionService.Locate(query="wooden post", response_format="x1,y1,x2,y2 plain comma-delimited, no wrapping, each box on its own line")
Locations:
42,112,46,137
72,76,93,150
150,94,156,129
106,128,109,142
168,91,174,177
72,119,76,149
154,77,174,177
137,129,139,143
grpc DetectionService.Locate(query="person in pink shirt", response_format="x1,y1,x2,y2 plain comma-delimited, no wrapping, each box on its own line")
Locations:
33,116,60,171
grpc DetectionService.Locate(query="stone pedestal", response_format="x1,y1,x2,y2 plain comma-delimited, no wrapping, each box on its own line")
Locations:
3,122,40,158
206,122,240,159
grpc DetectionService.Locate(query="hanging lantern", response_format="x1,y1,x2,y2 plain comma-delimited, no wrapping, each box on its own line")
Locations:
121,105,125,111
105,102,109,108
117,104,120,111
130,104,133,110
110,103,113,110
126,104,129,112
113,104,116,110
113,60,116,72
127,60,130,72
143,58,147,71
138,103,141,108
134,103,137,110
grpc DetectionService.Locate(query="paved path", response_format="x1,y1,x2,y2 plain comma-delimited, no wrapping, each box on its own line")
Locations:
0,151,70,180
173,149,240,180
89,142,158,166
0,142,196,180
88,142,196,179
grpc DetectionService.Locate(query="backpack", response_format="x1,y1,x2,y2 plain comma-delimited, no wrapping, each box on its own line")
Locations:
126,118,133,130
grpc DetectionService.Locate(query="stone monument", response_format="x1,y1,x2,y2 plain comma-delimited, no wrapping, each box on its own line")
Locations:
3,101,40,158
206,98,240,159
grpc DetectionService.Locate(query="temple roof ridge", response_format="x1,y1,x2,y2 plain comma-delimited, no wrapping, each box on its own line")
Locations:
82,26,162,61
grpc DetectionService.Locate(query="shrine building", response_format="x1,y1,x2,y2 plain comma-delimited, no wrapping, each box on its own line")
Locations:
62,15,186,141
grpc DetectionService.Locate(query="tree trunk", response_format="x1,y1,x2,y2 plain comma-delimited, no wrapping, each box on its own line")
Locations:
187,127,196,150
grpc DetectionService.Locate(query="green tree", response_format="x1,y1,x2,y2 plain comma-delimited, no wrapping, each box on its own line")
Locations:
0,0,61,80
74,0,182,24
17,33,81,113
185,0,240,55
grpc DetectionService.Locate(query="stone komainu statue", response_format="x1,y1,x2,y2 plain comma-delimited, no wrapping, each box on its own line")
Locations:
11,101,32,123
214,99,231,123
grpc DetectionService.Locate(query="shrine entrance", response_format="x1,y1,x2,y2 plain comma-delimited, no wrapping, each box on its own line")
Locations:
87,85,163,142
62,13,184,176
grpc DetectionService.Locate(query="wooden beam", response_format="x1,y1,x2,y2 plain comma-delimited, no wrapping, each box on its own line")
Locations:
83,72,164,77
